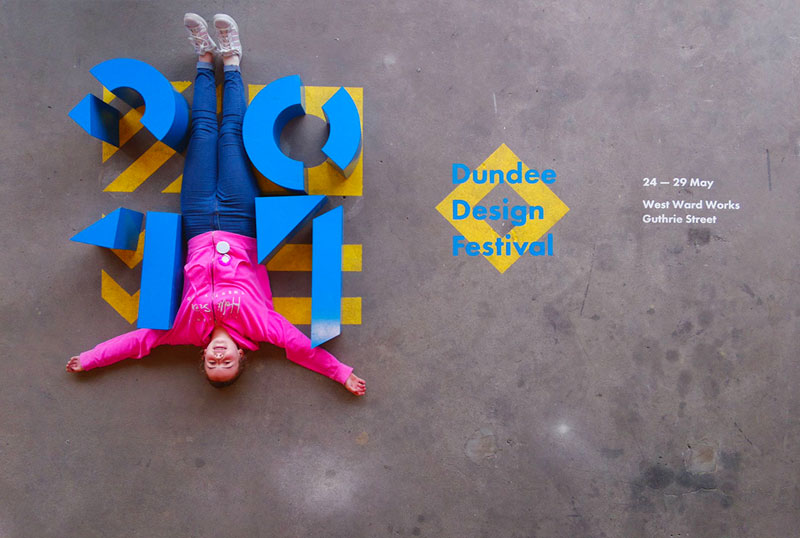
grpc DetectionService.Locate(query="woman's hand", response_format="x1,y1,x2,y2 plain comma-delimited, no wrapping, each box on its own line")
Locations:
345,373,366,396
66,356,83,373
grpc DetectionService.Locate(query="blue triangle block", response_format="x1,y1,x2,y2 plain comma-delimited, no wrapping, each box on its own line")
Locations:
255,195,328,263
71,208,144,250
68,94,120,146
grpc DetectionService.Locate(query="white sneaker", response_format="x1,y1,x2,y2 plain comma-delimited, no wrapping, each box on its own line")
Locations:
212,14,242,59
184,13,217,55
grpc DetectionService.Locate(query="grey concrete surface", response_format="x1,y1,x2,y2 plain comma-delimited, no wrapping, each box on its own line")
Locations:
2,0,799,536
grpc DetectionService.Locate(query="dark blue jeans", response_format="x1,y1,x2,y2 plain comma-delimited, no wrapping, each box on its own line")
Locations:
181,65,260,240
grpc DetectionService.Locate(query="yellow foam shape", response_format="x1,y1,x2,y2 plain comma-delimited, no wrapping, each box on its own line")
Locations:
101,270,140,324
104,141,176,192
171,81,191,93
266,244,362,272
272,297,361,325
162,174,182,193
342,244,363,272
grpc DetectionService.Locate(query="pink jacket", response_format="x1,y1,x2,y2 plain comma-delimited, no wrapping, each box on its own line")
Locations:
79,231,353,384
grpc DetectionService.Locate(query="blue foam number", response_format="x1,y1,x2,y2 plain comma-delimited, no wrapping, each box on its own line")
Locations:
311,206,343,347
242,75,307,192
321,87,362,177
138,212,183,330
87,58,190,151
68,94,121,146
71,207,143,250
255,195,328,263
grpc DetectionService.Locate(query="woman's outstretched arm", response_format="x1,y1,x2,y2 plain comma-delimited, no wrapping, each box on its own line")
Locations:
254,309,366,396
66,328,174,372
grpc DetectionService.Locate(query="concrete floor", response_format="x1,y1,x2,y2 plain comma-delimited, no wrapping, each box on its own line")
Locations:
2,0,799,536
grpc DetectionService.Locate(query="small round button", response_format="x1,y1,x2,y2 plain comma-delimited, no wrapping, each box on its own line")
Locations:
216,241,231,254
219,254,231,266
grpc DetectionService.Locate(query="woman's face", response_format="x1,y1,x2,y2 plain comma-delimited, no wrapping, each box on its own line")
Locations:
203,333,243,382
